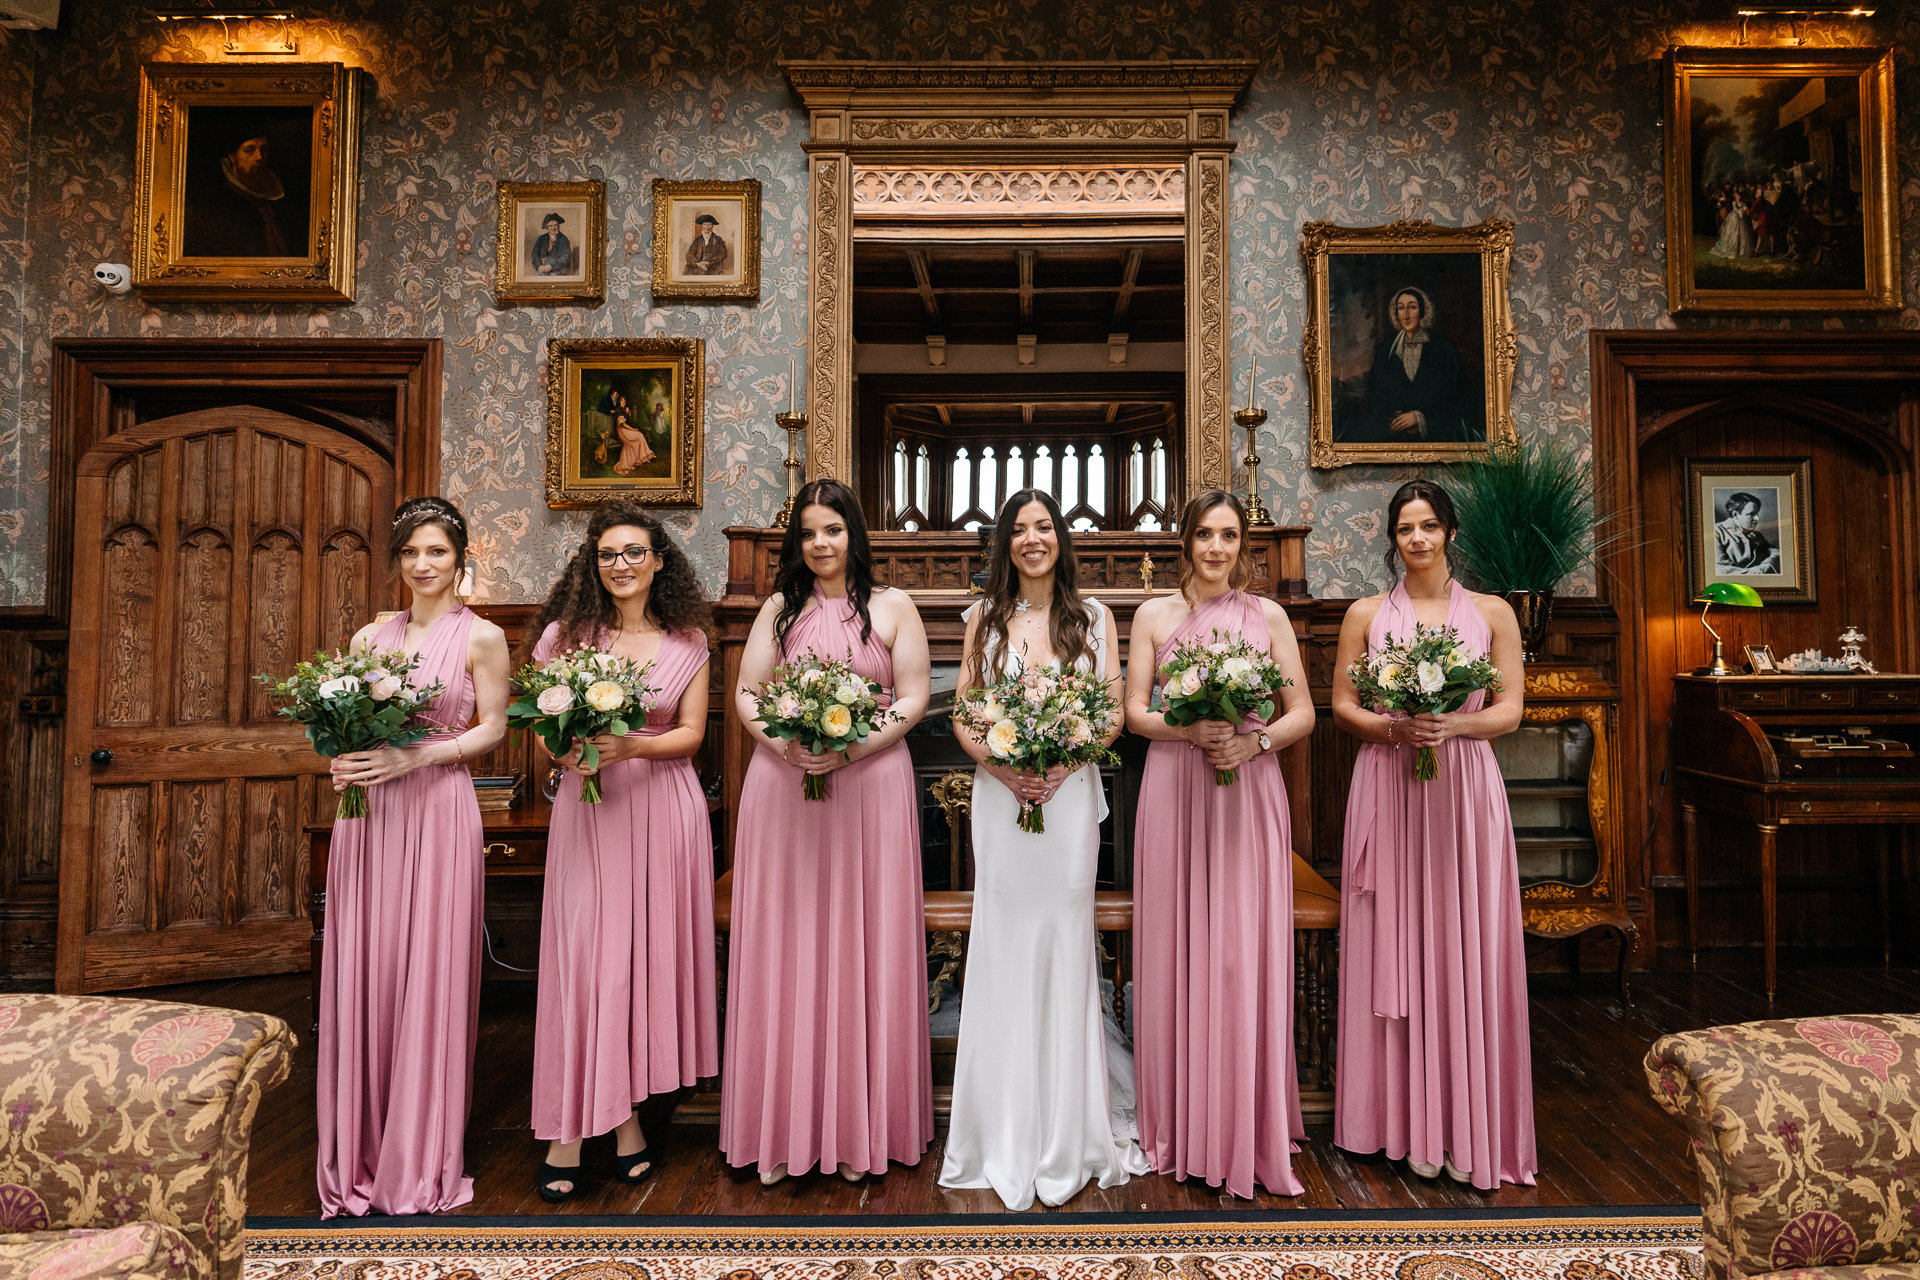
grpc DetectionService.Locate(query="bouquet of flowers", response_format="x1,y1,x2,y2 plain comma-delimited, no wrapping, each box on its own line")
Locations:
747,652,898,801
255,648,447,819
1157,628,1294,786
1345,623,1504,781
508,648,658,803
954,664,1122,834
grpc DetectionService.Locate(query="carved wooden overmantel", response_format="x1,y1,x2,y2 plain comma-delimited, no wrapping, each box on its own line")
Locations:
782,60,1258,500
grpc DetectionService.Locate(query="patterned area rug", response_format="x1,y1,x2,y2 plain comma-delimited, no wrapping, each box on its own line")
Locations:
245,1214,1705,1280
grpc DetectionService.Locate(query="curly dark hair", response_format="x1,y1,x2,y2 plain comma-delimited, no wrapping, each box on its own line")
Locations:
389,496,469,579
773,478,876,657
966,489,1093,689
521,502,712,662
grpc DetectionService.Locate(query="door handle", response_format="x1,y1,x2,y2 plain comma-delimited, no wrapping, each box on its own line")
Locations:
89,749,112,766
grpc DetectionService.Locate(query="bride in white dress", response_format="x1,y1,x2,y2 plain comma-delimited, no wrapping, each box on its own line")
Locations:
941,489,1149,1210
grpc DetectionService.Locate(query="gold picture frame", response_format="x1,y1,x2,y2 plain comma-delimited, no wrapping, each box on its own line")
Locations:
651,178,761,302
545,338,705,509
495,180,605,306
1302,219,1518,469
1664,46,1898,315
1685,455,1816,605
132,62,360,302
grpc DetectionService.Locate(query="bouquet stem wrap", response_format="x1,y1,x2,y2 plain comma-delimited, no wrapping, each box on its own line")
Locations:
1415,744,1439,782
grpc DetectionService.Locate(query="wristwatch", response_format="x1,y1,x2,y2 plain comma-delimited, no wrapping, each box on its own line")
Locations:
1257,731,1272,754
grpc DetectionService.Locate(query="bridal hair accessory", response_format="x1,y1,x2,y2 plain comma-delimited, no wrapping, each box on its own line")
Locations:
396,495,467,534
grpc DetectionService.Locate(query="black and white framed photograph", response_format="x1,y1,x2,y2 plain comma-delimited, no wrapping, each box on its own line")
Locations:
1685,456,1816,604
1744,644,1777,674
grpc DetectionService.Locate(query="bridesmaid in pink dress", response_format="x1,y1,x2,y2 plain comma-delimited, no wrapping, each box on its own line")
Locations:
722,478,934,1185
317,497,511,1217
1126,490,1316,1199
525,501,717,1202
1331,479,1536,1189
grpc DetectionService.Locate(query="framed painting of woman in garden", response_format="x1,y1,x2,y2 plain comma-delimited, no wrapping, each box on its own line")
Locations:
544,338,705,508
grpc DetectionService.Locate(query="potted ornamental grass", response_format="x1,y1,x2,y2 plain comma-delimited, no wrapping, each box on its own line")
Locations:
1447,436,1622,663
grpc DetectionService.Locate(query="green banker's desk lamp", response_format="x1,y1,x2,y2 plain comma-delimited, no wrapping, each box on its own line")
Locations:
1693,581,1764,676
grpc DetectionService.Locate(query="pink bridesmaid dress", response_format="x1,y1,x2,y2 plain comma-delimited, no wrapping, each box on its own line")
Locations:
720,585,934,1176
1334,580,1537,1189
316,606,483,1218
530,623,718,1143
1133,588,1306,1199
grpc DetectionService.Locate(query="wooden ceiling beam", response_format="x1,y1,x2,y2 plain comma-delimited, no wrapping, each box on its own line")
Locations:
1017,249,1035,323
1112,247,1144,325
1105,402,1120,423
936,403,952,426
906,248,942,328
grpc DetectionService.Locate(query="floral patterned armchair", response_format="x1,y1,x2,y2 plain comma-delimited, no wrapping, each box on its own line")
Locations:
1645,1015,1920,1280
0,995,294,1280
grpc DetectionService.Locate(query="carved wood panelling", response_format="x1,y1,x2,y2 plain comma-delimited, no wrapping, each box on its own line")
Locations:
851,164,1186,219
176,530,232,724
165,781,224,928
1190,152,1230,493
100,524,159,728
248,530,303,721
90,785,148,931
243,777,300,922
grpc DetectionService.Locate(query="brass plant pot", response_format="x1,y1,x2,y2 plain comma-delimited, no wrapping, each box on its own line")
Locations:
1507,590,1554,664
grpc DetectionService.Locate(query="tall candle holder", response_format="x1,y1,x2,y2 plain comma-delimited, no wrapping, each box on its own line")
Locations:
1234,404,1273,526
772,411,808,528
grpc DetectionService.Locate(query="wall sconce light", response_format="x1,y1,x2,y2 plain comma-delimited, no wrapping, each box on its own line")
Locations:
1730,2,1874,45
151,10,299,55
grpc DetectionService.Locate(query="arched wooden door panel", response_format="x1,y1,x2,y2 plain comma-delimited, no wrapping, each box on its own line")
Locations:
57,405,393,992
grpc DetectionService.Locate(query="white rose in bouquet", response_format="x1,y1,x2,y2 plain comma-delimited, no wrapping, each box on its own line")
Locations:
986,719,1020,757
834,683,860,705
585,680,627,712
318,675,361,698
1220,655,1254,684
1416,660,1446,694
536,684,575,715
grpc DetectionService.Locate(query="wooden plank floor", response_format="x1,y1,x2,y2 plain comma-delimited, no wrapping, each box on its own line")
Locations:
162,963,1920,1218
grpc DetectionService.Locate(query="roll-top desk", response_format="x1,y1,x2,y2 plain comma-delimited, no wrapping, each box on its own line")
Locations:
1673,673,1920,1000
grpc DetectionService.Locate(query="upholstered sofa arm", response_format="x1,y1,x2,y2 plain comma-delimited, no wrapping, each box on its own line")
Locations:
0,995,295,1280
1644,1015,1920,1280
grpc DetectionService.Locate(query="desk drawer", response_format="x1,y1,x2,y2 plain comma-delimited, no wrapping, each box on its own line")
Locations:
483,837,547,869
1787,684,1854,710
1728,687,1785,709
1863,686,1919,707
1785,796,1920,819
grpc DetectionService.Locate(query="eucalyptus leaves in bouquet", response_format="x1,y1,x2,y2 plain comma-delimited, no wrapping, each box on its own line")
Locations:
255,648,447,819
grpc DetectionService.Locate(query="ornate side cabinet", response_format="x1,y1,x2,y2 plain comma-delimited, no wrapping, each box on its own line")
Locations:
1501,662,1636,999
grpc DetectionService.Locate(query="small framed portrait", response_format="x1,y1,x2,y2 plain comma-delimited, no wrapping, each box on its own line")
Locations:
651,178,761,302
1685,456,1816,605
1301,219,1518,468
132,63,361,302
545,338,704,509
1665,46,1898,314
1744,645,1778,674
496,180,605,306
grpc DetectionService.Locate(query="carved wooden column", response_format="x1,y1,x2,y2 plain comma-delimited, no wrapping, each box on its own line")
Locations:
1186,136,1233,500
804,141,853,481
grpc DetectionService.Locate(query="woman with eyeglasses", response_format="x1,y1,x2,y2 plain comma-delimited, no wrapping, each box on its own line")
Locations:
721,478,934,1186
523,501,718,1203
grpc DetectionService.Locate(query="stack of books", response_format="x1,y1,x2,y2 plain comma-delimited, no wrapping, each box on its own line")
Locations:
472,775,523,813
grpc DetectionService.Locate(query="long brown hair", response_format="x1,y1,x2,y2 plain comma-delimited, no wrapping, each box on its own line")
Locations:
966,489,1094,689
521,502,711,661
773,478,876,657
1176,489,1252,604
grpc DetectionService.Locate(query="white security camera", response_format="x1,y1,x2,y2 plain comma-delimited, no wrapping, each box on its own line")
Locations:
93,263,131,294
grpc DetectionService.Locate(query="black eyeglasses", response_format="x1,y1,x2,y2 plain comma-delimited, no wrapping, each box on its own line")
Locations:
595,547,652,566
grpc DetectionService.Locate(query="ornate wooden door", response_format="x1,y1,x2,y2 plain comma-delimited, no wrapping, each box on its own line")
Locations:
56,406,393,992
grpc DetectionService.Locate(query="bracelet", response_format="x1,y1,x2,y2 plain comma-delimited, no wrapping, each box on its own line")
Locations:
452,736,465,764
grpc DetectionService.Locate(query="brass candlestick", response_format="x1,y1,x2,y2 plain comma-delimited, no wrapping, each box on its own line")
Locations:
772,412,808,528
1233,405,1273,526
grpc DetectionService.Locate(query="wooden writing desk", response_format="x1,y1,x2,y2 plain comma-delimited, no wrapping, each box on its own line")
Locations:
1673,673,1920,999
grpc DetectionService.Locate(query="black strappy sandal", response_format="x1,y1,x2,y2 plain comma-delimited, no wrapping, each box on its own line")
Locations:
537,1161,582,1203
613,1147,654,1185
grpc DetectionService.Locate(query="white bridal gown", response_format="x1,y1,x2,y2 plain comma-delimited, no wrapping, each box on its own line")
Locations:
940,599,1150,1210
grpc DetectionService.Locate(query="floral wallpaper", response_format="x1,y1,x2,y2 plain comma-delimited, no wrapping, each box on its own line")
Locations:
0,1,1915,607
